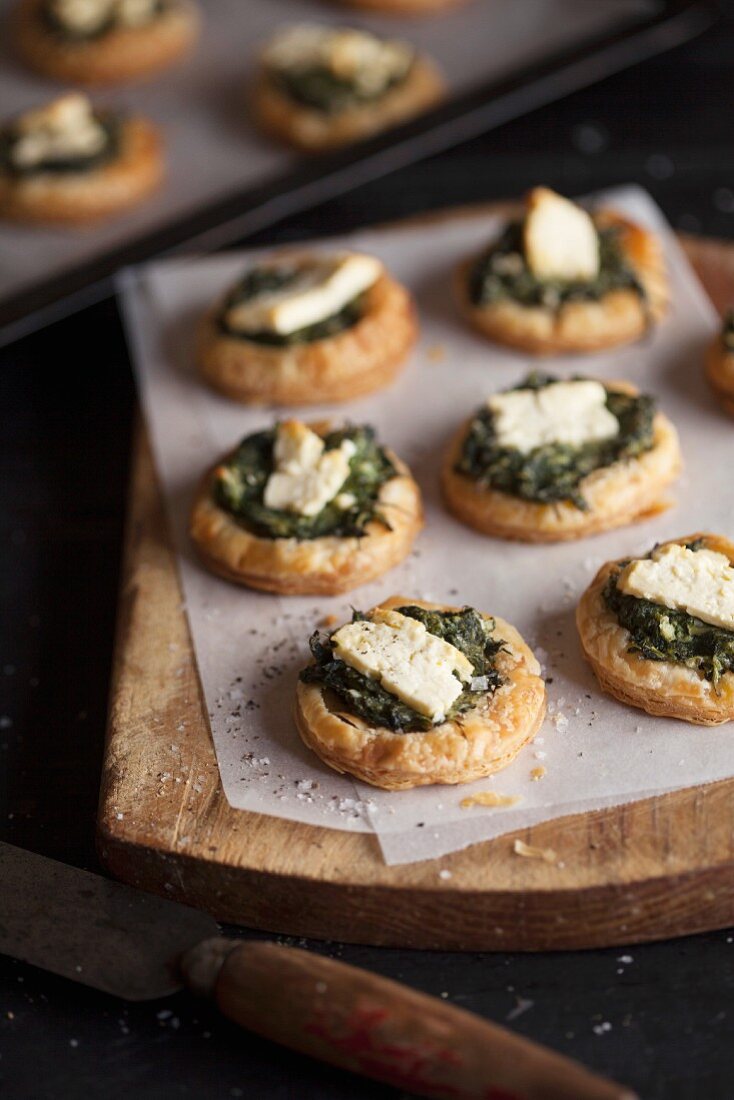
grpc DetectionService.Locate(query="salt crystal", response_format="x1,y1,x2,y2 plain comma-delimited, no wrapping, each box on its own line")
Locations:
593,1021,612,1035
506,997,534,1021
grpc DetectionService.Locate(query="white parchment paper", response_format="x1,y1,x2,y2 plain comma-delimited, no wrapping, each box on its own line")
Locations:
0,0,650,304
121,186,734,866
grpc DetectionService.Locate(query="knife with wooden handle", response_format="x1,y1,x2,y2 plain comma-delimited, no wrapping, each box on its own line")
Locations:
0,841,635,1100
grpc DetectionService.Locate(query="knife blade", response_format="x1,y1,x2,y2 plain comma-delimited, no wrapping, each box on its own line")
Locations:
0,840,217,999
0,842,636,1100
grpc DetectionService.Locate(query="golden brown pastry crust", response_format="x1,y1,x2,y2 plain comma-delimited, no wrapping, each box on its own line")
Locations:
456,211,669,356
197,269,417,406
0,115,163,224
577,532,734,726
14,0,200,85
705,334,734,417
441,382,681,543
294,595,546,790
252,55,445,153
190,438,423,596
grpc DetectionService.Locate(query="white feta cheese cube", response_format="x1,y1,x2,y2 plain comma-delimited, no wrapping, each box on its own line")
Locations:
618,544,734,632
523,187,600,282
332,608,474,724
486,379,618,454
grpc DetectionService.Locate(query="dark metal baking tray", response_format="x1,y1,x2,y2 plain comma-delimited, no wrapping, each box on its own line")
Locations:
0,0,715,346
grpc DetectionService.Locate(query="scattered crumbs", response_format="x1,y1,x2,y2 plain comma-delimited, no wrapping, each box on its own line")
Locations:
513,839,557,864
617,954,633,965
530,766,546,782
593,1021,612,1036
319,613,339,628
7,1011,14,1020
533,750,547,761
157,1009,173,1021
116,813,124,820
506,997,534,1022
69,1039,79,1048
0,717,12,730
438,869,453,881
426,343,446,363
460,792,521,810
440,991,449,999
551,712,569,732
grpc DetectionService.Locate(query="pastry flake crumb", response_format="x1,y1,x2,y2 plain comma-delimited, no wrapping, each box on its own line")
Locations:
530,766,546,781
513,838,557,863
460,791,521,809
319,613,339,627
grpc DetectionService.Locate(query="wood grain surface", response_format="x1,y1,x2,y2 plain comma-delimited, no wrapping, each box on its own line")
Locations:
97,213,734,951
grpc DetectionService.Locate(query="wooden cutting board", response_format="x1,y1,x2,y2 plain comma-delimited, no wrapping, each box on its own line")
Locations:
97,211,734,951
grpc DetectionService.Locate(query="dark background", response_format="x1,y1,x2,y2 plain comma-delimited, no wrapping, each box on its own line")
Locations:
2,8,734,1098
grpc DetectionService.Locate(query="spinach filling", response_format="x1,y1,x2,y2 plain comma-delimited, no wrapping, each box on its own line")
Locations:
603,541,734,687
270,60,413,115
218,266,364,346
214,424,396,540
723,309,734,353
301,606,505,732
456,372,655,511
0,114,119,178
468,220,644,311
40,0,167,41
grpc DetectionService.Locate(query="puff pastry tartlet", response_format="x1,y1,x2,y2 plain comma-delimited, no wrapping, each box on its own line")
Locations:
578,533,734,725
705,311,734,416
190,420,423,595
253,24,444,153
0,93,163,224
456,188,668,355
197,250,416,405
443,373,681,543
295,595,546,789
15,0,200,85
